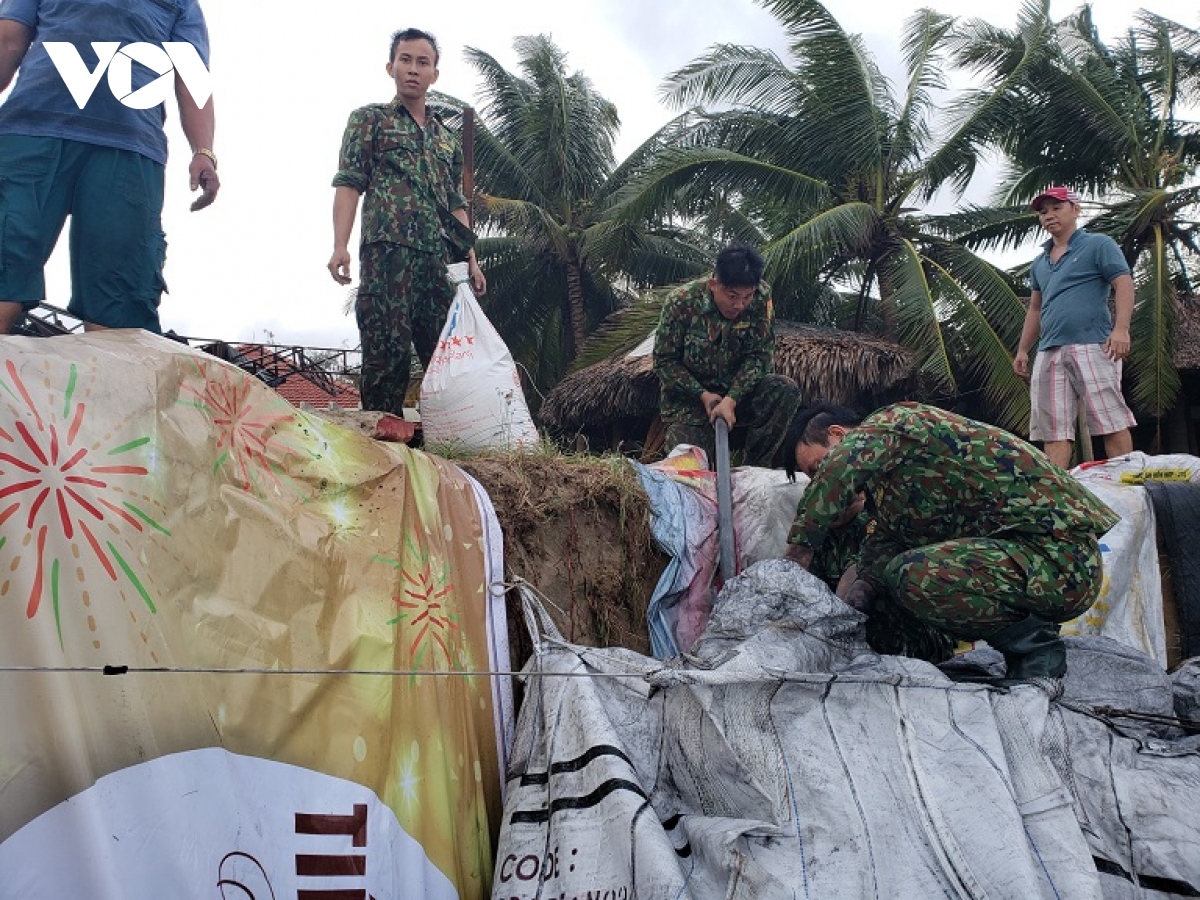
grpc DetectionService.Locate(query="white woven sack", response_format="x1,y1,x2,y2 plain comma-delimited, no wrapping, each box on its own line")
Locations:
420,263,538,451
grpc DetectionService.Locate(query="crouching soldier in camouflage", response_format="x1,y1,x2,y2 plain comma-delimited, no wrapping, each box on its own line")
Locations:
652,243,801,467
783,402,1119,678
328,27,485,416
783,406,872,594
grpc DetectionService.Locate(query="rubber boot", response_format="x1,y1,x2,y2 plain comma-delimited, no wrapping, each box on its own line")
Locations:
986,614,1067,679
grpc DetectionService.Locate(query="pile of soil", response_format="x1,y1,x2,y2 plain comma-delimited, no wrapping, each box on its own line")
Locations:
459,452,667,666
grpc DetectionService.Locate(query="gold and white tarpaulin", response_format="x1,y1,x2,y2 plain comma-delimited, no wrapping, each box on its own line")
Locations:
0,332,512,900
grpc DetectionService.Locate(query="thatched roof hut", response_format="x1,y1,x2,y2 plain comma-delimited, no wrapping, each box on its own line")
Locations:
540,323,914,436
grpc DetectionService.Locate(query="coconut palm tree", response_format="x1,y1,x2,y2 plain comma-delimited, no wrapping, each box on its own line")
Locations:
610,0,1037,430
436,36,714,392
945,4,1200,422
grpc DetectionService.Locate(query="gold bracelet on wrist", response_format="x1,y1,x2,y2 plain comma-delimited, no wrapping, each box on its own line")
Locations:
193,147,218,169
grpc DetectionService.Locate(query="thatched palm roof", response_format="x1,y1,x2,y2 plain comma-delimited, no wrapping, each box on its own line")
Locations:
540,324,914,432
1176,297,1200,370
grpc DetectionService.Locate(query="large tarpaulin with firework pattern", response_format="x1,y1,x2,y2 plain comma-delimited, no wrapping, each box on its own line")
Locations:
0,332,512,900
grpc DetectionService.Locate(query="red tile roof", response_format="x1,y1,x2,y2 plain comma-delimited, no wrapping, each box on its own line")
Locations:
220,343,362,410
274,377,361,410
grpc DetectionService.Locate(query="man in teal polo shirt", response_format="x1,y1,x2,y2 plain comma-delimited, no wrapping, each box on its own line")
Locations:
1013,186,1136,468
0,0,219,335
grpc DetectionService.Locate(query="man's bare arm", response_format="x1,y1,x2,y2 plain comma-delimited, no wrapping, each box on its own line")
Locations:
450,206,486,295
0,20,32,92
1013,291,1043,378
328,186,361,285
175,75,219,211
1105,273,1134,361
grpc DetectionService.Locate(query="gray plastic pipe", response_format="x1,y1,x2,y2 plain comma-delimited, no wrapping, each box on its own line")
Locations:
714,417,736,583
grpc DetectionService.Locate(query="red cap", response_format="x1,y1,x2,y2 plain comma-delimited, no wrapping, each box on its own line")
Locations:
1031,187,1081,211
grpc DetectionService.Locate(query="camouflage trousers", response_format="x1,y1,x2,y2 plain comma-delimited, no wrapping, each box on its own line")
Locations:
356,242,455,416
879,531,1103,645
662,374,801,468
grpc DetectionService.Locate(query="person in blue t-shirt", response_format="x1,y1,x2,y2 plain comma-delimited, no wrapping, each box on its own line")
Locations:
0,0,219,335
1013,186,1136,469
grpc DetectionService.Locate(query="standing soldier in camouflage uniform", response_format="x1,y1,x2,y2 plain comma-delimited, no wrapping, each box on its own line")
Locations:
652,243,801,467
328,28,486,416
784,402,1119,678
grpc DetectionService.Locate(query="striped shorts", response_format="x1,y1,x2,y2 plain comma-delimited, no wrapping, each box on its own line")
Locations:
1029,343,1136,442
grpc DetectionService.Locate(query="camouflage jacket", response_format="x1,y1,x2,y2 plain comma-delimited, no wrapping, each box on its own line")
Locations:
788,403,1119,589
332,100,467,255
652,277,774,422
811,512,873,591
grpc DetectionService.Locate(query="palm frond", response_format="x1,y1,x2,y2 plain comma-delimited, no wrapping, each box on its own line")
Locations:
611,147,830,225
593,112,701,210
765,202,880,282
582,222,713,289
472,123,550,207
478,195,565,241
659,44,801,115
920,241,1030,431
512,35,618,206
462,47,534,144
761,0,893,172
882,239,956,396
925,0,1054,197
1127,225,1180,418
925,204,1041,253
573,292,673,369
888,9,953,176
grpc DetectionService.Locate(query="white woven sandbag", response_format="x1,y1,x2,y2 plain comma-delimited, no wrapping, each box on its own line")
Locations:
420,263,538,451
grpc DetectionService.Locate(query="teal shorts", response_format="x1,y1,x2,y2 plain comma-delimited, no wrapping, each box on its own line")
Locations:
0,134,167,331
